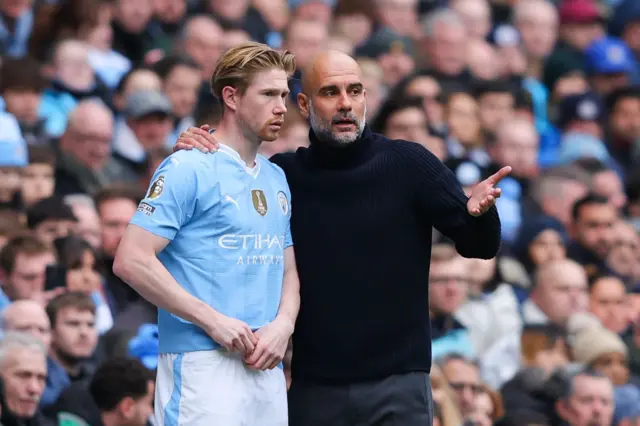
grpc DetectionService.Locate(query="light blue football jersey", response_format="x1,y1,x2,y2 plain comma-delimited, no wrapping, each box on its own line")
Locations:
129,144,293,354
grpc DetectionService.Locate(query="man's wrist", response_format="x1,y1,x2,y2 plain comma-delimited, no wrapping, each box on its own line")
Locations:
274,314,295,333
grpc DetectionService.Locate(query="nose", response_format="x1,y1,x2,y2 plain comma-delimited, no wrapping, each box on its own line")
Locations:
27,377,42,395
337,91,352,112
273,96,287,115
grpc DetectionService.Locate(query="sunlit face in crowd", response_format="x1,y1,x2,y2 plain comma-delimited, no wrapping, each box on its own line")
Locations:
0,347,46,418
51,307,98,359
589,276,629,334
21,164,55,208
405,76,443,127
99,198,138,257
557,374,614,426
572,202,618,259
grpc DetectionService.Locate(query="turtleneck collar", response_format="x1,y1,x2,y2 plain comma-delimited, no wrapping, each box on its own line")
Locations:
307,125,373,169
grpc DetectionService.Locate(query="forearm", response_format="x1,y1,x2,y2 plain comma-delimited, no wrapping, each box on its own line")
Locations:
454,205,501,259
275,268,300,329
114,254,218,331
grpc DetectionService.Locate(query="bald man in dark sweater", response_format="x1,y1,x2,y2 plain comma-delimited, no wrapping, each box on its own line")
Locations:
176,50,510,426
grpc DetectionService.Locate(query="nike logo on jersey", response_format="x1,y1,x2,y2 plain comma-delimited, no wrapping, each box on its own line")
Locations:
224,194,240,210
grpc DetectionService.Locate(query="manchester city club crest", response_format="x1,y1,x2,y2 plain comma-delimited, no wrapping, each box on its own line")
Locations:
277,191,289,215
251,189,268,216
147,176,165,199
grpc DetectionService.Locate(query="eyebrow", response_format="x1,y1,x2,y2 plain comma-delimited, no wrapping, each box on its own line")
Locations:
318,83,364,94
259,87,289,94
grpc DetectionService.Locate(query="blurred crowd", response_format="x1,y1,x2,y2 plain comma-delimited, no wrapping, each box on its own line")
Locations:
1,0,640,425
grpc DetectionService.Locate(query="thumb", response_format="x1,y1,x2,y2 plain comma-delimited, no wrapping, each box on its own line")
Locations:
200,124,211,131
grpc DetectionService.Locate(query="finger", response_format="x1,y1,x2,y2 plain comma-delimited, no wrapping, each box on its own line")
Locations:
267,358,280,370
244,343,263,365
248,330,259,346
487,166,512,185
232,337,247,353
178,135,212,152
199,124,211,131
186,127,218,148
173,142,193,152
254,351,273,371
493,188,502,198
240,332,256,354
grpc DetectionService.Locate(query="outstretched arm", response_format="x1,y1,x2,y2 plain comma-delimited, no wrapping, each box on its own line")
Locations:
408,144,508,258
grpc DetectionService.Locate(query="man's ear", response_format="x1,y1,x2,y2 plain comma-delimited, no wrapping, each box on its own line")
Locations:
118,396,135,419
297,93,310,119
221,86,238,112
555,399,571,423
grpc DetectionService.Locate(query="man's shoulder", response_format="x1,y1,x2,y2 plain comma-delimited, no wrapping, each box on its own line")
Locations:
268,151,297,170
259,153,289,181
159,150,218,178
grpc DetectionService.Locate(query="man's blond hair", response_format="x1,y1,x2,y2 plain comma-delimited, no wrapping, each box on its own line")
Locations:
210,42,296,105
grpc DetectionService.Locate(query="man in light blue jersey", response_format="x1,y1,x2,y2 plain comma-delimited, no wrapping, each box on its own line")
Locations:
112,42,300,426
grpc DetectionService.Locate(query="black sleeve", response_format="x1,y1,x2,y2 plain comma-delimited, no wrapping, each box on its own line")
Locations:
404,142,502,259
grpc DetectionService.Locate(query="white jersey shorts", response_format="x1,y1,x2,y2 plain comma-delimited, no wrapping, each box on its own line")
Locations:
154,349,288,426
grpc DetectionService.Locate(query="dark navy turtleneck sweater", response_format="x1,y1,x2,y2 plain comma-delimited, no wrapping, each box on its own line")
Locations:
270,126,501,384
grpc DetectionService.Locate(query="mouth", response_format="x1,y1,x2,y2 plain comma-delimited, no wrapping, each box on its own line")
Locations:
269,121,283,129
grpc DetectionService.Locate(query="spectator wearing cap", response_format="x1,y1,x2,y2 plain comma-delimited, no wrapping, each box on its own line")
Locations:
0,0,33,58
112,90,173,179
56,100,135,197
355,27,415,88
605,86,640,169
26,196,78,248
609,0,640,84
544,0,606,92
0,110,28,211
0,56,51,145
512,215,569,277
544,91,607,167
572,325,636,387
585,36,636,96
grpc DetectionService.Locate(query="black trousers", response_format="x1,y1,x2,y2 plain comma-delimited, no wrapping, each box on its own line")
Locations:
288,372,433,426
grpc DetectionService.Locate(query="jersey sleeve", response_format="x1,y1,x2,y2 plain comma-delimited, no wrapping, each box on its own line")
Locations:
284,219,293,248
130,155,198,241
